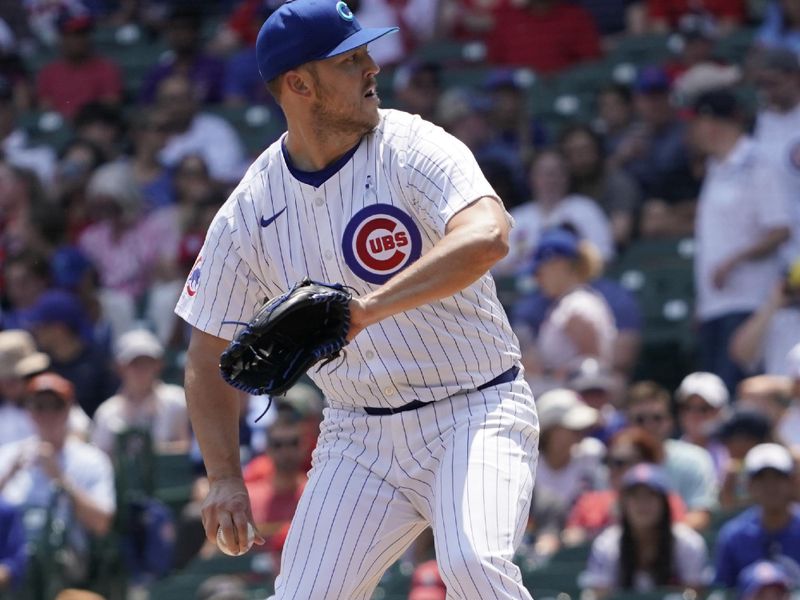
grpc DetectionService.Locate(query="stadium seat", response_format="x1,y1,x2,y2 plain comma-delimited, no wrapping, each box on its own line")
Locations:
208,105,287,157
522,560,584,598
153,452,196,515
609,34,672,66
17,111,74,154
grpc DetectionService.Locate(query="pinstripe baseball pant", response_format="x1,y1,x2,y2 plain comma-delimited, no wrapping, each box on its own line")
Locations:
267,376,539,599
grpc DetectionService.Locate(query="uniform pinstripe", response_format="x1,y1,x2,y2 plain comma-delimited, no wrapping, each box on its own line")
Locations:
176,109,539,598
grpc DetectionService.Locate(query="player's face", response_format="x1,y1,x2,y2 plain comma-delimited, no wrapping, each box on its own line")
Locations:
307,46,381,136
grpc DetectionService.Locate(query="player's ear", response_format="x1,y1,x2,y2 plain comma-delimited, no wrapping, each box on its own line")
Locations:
285,71,313,99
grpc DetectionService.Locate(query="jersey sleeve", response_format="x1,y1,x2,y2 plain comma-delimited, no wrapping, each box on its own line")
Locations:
174,207,265,341
400,117,501,235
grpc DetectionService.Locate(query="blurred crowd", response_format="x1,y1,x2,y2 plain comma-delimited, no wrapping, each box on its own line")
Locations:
1,0,800,599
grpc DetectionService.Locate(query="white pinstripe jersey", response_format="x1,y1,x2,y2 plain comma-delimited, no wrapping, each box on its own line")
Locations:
175,109,521,409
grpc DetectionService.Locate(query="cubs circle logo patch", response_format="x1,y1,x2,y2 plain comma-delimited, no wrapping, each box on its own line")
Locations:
342,204,421,284
185,255,202,297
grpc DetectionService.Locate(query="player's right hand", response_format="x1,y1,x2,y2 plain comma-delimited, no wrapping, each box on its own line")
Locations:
201,476,265,553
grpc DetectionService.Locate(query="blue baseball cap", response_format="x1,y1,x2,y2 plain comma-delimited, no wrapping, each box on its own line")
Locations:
528,227,580,274
738,561,792,600
621,463,671,495
21,290,89,337
634,66,671,94
256,0,399,83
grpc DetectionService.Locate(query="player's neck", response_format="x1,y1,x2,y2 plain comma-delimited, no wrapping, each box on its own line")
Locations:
284,125,363,172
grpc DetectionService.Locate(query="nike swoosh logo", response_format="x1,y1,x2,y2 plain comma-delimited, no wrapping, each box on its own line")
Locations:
260,207,287,228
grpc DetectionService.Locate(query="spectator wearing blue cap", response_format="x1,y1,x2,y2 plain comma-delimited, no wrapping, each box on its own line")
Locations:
494,150,614,275
22,289,119,418
579,463,710,598
756,0,800,56
714,443,800,589
690,89,792,394
1,250,52,331
513,227,617,395
738,560,793,600
610,66,693,202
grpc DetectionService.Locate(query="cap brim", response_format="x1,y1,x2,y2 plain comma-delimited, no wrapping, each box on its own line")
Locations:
562,405,599,430
321,26,399,60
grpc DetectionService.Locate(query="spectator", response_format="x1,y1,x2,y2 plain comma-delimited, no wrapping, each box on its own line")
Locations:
91,329,190,456
579,464,710,598
610,66,692,200
776,344,800,449
53,138,107,243
676,372,731,481
22,290,119,418
127,108,174,212
576,0,647,38
737,560,793,600
691,89,792,393
714,443,800,588
624,381,719,530
36,11,122,119
729,271,800,377
138,4,225,106
485,0,602,74
529,388,604,556
72,102,126,163
408,560,446,600
245,407,307,553
756,0,800,56
0,499,25,591
646,0,746,32
559,124,641,247
0,331,47,445
0,373,115,538
78,160,179,302
1,250,51,331
665,13,721,80
514,229,616,393
0,18,33,110
752,49,800,262
714,409,775,510
156,74,247,183
567,359,625,440
393,61,442,124
50,246,136,350
597,84,636,156
564,427,687,546
738,375,794,430
0,76,56,184
0,165,55,261
496,151,614,275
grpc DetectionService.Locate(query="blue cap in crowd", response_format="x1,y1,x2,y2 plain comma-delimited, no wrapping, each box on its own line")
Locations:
51,247,93,290
738,561,792,600
256,0,399,83
621,463,671,495
528,227,580,274
634,66,671,94
22,290,88,335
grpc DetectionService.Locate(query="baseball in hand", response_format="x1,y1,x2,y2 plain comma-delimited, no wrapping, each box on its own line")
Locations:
216,522,256,556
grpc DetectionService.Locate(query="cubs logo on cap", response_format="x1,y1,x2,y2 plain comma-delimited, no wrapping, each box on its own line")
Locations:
343,204,421,285
256,0,399,83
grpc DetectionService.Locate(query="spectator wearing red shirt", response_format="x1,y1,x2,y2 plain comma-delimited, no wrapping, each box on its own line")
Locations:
244,408,307,555
486,0,602,74
36,12,122,119
646,0,746,33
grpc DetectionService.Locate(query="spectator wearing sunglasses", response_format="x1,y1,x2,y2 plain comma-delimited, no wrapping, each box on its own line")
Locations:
624,381,719,530
676,372,731,482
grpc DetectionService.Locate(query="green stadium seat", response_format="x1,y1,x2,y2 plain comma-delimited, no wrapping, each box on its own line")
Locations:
609,34,672,66
208,105,286,157
17,111,74,153
153,452,196,514
522,560,584,598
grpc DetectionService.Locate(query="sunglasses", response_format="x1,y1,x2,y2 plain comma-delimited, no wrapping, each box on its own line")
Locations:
270,437,300,450
680,403,715,415
606,456,638,470
27,398,68,413
631,413,667,426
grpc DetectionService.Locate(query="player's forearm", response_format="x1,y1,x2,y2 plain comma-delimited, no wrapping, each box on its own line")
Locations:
356,210,507,329
185,331,244,483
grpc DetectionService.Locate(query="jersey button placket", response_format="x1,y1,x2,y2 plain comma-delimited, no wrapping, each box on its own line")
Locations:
314,196,324,207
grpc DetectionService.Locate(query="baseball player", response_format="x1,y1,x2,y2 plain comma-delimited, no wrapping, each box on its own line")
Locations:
175,1,539,598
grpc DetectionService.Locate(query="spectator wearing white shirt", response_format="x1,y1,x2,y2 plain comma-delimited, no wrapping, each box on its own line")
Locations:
156,74,246,184
495,150,614,276
0,76,55,185
92,329,190,456
753,48,800,263
690,90,792,393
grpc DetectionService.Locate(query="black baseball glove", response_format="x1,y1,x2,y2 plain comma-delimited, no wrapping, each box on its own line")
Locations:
219,278,352,396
